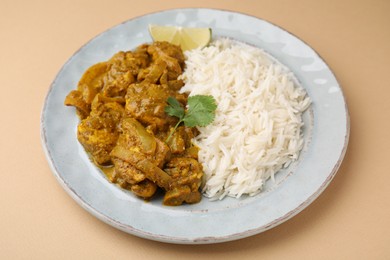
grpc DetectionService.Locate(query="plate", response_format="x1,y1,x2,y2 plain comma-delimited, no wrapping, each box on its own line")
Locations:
41,8,349,244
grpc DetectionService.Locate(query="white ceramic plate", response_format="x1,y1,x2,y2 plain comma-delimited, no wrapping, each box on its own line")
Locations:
41,8,349,244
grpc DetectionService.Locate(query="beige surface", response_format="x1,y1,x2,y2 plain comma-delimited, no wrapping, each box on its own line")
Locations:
1,0,389,259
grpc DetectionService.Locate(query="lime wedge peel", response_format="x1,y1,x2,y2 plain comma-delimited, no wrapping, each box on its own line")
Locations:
148,25,212,51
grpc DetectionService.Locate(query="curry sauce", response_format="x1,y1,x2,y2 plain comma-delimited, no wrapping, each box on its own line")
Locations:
64,41,203,206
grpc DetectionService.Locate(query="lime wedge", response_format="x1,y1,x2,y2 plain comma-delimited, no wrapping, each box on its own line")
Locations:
148,25,212,51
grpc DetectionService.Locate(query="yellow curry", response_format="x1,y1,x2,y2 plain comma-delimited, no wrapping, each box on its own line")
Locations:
64,41,203,206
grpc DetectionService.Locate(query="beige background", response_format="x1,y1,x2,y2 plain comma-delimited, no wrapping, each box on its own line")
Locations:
1,0,389,259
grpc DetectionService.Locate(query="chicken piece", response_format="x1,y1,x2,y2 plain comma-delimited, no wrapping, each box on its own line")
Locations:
147,42,184,80
108,50,149,76
137,58,168,84
167,126,198,154
102,70,135,97
76,94,124,165
164,186,201,206
125,83,183,132
90,94,125,125
178,146,200,160
131,179,157,199
101,49,151,97
133,43,151,68
64,90,90,119
163,157,203,206
77,62,109,103
119,118,171,167
147,41,185,66
77,116,119,165
64,62,109,118
167,79,185,91
165,125,199,160
111,157,146,185
110,118,171,194
111,145,172,192
139,55,181,81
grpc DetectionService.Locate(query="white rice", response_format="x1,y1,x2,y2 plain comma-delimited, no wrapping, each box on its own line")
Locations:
180,38,311,200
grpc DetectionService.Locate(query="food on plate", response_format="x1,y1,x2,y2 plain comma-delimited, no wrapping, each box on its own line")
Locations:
149,24,212,51
180,38,311,199
64,41,214,206
65,26,311,205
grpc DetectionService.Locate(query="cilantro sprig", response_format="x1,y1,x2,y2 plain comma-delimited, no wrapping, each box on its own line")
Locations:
165,95,217,142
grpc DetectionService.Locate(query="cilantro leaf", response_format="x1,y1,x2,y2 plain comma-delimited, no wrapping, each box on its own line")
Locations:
165,96,185,120
164,95,217,142
183,95,217,127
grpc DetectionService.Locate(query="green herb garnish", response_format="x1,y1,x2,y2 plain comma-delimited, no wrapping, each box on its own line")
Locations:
165,95,217,142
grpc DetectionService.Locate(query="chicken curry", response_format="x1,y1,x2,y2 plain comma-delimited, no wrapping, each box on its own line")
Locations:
64,41,203,206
